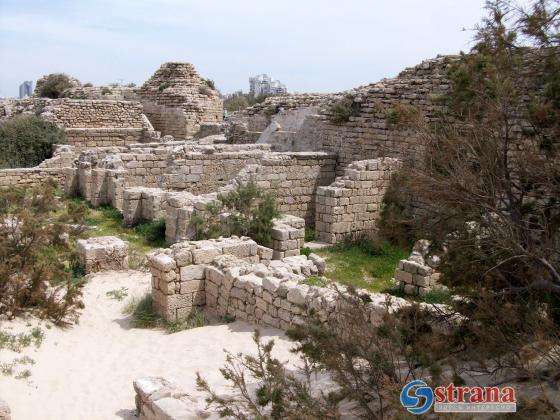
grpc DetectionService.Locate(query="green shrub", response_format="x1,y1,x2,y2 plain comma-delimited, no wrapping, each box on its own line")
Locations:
191,182,280,247
133,218,166,246
0,181,85,324
101,87,112,95
300,246,312,257
83,82,93,87
36,73,74,98
0,115,65,169
123,293,207,333
204,79,215,90
327,94,360,124
304,226,315,242
384,103,420,127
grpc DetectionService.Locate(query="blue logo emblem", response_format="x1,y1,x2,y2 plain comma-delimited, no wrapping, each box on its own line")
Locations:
400,380,434,415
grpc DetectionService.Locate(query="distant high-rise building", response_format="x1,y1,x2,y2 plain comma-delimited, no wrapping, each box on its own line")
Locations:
19,81,33,98
249,74,287,96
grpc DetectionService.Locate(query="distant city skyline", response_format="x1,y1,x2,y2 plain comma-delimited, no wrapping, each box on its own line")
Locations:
249,74,287,96
0,0,492,98
18,80,33,98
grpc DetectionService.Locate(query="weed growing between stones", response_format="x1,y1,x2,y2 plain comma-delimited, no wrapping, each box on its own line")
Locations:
123,293,207,334
106,287,129,301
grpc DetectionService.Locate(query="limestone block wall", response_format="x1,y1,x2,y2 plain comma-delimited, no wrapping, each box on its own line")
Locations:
315,158,402,243
0,168,66,188
148,237,262,321
229,152,337,223
137,62,223,139
65,128,146,150
43,99,145,129
0,145,77,189
69,143,273,210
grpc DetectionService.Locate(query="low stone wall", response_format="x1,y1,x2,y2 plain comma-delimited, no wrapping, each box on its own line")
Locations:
147,236,406,331
315,158,401,243
0,167,66,188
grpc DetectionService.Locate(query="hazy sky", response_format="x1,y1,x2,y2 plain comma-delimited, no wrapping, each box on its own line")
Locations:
0,0,489,98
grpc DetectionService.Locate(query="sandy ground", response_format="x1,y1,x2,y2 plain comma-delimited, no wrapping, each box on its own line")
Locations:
0,270,298,420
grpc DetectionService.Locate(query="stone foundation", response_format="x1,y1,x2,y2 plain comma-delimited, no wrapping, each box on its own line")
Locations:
77,236,129,274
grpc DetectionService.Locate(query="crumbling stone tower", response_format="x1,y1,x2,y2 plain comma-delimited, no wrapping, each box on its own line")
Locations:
137,62,223,139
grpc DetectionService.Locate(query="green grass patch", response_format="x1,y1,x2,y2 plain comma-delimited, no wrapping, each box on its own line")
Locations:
387,287,452,305
302,276,330,288
70,199,165,269
123,293,207,334
316,240,408,292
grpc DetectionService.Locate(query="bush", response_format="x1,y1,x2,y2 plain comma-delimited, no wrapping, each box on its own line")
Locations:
327,94,360,124
101,87,112,95
133,218,166,246
204,79,216,90
192,182,280,246
35,73,74,98
0,115,65,169
83,82,93,87
224,92,270,112
0,180,86,324
123,293,207,333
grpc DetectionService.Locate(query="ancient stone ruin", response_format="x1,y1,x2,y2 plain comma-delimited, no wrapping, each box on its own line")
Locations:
2,49,553,419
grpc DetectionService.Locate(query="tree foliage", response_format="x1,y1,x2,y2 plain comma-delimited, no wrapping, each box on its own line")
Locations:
0,180,87,324
0,115,65,169
192,182,280,246
35,73,75,99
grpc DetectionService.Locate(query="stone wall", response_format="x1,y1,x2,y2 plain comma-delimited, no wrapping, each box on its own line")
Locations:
70,143,276,210
0,145,77,189
296,57,455,170
137,62,223,139
147,236,406,330
315,158,401,243
42,99,145,129
65,128,146,149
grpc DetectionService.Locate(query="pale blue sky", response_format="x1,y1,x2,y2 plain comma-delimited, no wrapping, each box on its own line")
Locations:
0,0,489,98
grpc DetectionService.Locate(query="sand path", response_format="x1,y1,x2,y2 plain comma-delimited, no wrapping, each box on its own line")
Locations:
0,270,297,420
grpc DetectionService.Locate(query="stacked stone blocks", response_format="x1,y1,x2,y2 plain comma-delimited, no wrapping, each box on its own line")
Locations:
76,236,129,274
315,157,402,243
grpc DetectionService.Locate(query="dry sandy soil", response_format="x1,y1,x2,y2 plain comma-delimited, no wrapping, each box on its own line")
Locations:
0,270,298,420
